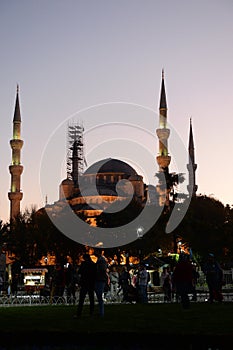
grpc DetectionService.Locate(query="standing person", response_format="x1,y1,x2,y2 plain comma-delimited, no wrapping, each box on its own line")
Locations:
65,263,77,304
191,263,200,301
118,266,131,302
0,274,3,294
52,264,66,301
109,266,119,301
137,264,149,304
11,274,18,296
203,253,223,303
94,249,108,317
74,253,96,318
161,266,172,302
173,254,193,309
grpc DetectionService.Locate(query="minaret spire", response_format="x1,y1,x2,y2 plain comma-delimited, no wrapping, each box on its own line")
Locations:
156,70,171,206
13,84,21,122
187,118,198,197
157,69,170,158
8,85,24,220
159,68,167,111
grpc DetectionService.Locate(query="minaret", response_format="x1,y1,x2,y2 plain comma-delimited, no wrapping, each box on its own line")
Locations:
187,118,198,197
8,85,24,220
156,70,171,206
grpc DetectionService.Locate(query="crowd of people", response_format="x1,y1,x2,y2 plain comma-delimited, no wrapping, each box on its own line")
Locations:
160,252,224,309
72,250,225,315
1,250,225,315
73,250,153,318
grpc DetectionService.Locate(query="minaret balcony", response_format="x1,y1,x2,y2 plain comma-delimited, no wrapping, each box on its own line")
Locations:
187,163,197,172
10,139,24,150
8,191,23,201
156,155,171,169
156,128,170,140
9,164,23,176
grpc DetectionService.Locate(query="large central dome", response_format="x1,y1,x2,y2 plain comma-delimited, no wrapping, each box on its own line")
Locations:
84,158,138,176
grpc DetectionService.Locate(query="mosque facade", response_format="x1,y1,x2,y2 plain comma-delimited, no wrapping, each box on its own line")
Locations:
8,72,198,224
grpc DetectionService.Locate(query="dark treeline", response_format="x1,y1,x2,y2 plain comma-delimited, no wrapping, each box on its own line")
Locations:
0,195,233,273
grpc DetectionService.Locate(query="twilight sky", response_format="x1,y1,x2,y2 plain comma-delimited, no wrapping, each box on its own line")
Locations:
0,0,233,224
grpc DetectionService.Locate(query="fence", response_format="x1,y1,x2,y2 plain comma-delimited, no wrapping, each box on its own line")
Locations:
196,269,233,290
0,269,232,307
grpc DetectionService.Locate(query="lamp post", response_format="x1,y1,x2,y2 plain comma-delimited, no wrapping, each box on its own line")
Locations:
136,226,144,263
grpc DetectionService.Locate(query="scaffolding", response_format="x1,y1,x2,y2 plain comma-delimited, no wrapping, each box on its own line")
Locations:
66,121,87,180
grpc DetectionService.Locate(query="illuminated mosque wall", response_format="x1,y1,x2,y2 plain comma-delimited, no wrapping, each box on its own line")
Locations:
46,157,146,226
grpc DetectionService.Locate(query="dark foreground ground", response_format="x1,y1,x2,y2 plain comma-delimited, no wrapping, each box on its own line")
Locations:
0,302,232,349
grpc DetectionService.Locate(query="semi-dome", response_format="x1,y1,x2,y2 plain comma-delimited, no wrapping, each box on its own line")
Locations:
84,158,138,176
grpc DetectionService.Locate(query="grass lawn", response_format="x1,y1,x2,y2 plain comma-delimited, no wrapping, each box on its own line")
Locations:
0,302,232,349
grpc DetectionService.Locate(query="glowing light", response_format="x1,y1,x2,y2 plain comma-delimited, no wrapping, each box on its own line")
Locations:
136,226,144,238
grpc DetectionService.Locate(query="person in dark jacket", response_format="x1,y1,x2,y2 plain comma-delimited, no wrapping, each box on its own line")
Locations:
203,253,223,303
74,253,96,318
118,266,131,302
94,249,108,317
173,254,193,309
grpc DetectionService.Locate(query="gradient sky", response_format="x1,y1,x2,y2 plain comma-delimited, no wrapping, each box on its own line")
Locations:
1,0,233,224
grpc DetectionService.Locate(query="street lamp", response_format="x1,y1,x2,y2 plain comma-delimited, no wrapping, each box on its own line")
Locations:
136,226,144,239
137,226,144,263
